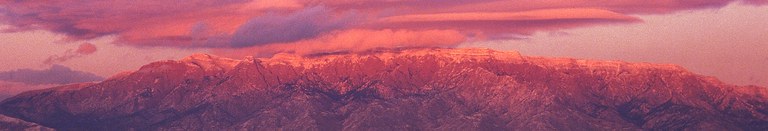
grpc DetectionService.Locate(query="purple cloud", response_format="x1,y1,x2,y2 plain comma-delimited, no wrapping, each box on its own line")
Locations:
0,65,104,85
230,6,357,47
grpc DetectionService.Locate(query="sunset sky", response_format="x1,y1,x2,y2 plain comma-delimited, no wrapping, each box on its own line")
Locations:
1,0,767,88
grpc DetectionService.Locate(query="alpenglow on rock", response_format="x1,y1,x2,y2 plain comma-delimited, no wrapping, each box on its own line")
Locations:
1,48,766,130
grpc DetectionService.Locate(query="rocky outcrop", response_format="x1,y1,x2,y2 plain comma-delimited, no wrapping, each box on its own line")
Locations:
1,48,766,130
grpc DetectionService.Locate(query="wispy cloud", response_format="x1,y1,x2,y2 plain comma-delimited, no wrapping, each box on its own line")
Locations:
43,43,98,64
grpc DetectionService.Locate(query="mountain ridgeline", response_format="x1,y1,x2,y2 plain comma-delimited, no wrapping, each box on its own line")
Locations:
1,48,766,130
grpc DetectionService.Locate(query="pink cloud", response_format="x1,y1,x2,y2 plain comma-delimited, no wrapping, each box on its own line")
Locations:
418,0,748,14
214,29,466,57
75,43,97,54
1,0,264,47
1,0,763,54
44,43,98,64
742,0,768,5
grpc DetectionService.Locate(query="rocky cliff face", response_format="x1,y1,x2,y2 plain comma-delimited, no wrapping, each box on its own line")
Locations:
1,48,766,130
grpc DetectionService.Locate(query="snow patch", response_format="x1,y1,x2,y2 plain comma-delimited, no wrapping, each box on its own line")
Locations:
181,53,242,72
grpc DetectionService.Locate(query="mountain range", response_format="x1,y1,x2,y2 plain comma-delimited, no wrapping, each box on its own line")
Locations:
1,48,766,130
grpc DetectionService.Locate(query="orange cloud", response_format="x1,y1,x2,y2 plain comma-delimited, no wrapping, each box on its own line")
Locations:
377,8,640,35
381,8,638,22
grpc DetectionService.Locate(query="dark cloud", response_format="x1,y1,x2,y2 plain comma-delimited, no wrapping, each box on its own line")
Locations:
0,65,104,85
230,6,357,47
44,43,98,64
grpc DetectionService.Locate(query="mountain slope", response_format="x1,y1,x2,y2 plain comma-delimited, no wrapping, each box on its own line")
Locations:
1,48,766,130
0,114,53,130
